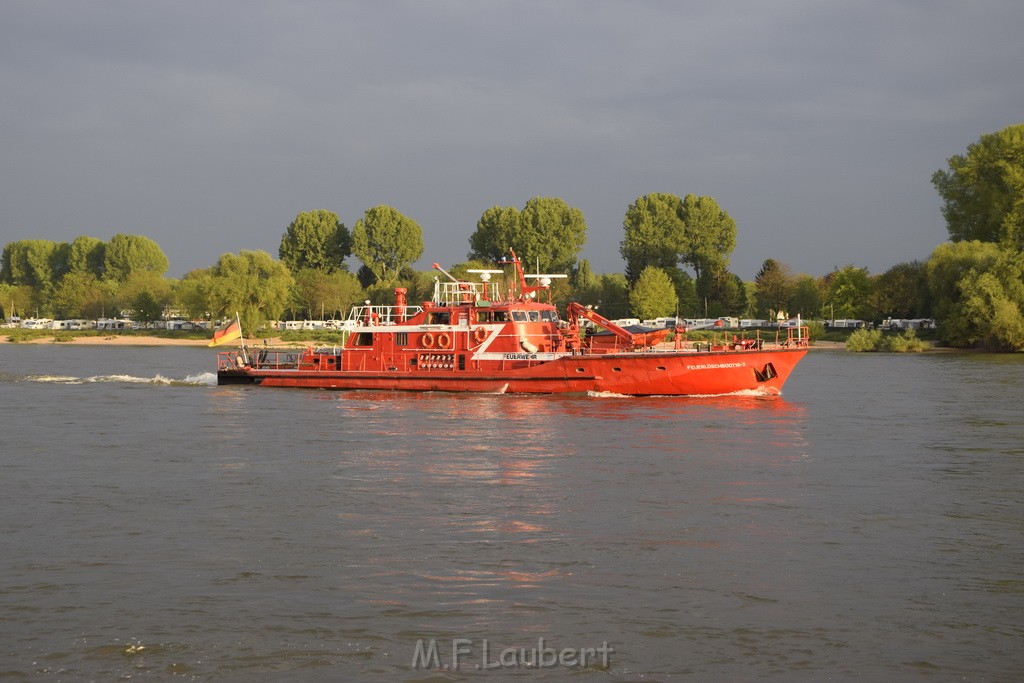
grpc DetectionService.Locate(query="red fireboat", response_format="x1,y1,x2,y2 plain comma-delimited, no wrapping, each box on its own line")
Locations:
217,251,809,395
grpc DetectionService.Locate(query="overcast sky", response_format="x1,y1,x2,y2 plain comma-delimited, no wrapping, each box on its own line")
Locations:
2,1,1022,280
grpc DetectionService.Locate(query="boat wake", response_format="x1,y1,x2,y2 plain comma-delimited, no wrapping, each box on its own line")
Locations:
26,372,217,387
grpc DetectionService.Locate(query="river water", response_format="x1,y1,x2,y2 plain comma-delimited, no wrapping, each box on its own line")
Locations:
0,345,1021,681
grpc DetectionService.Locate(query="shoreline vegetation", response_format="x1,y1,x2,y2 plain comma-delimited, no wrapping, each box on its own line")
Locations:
0,329,953,352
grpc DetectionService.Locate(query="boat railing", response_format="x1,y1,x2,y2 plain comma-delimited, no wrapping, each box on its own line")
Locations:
775,325,811,348
347,304,424,325
663,326,810,352
217,349,305,371
433,280,495,305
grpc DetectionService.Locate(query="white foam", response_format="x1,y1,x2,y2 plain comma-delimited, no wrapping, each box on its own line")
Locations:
28,372,217,387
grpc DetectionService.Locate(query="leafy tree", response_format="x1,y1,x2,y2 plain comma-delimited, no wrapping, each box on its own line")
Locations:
875,261,927,319
173,269,214,321
279,210,351,273
791,275,822,319
50,272,112,319
67,236,106,277
925,240,1024,350
0,240,64,290
468,206,521,263
754,258,795,319
351,205,424,285
629,266,678,320
401,268,441,305
0,283,36,321
207,250,294,334
571,270,630,319
290,268,363,320
620,193,685,282
697,268,746,317
117,271,171,322
571,259,600,299
679,194,737,280
130,290,165,326
664,268,699,317
824,265,874,320
469,198,587,274
516,197,588,273
932,124,1024,249
103,234,169,282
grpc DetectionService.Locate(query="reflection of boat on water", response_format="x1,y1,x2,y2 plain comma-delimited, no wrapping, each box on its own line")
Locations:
217,251,809,395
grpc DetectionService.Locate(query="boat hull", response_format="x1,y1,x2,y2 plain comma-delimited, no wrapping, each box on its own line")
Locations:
217,347,807,396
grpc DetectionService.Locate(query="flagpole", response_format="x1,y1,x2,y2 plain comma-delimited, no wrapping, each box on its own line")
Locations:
236,311,248,363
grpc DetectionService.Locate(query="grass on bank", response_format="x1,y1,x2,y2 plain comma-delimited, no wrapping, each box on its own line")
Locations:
2,328,213,343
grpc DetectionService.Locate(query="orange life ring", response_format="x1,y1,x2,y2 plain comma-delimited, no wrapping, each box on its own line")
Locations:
436,332,452,348
473,327,487,343
421,332,435,348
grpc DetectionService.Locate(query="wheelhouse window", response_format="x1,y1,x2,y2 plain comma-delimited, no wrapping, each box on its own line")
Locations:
427,312,451,325
353,332,373,346
511,311,528,322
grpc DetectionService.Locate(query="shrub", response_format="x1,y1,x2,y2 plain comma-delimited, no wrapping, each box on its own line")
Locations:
880,329,929,353
846,328,882,352
804,320,826,340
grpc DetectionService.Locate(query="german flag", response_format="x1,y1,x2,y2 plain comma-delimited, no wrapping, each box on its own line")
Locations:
208,318,242,347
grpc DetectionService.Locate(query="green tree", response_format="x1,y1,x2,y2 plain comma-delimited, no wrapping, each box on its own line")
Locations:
0,283,37,321
620,193,684,282
0,240,65,290
351,205,424,285
516,197,588,273
679,194,737,280
130,290,165,326
103,234,169,282
958,266,1024,351
468,198,587,274
290,268,363,320
664,268,699,317
468,206,521,263
117,271,172,323
571,259,601,303
629,266,678,320
67,236,107,277
697,268,746,317
824,265,874,320
791,275,822,319
173,269,214,322
207,250,294,334
754,258,795,319
50,271,112,319
279,210,351,273
932,124,1024,249
875,261,927,319
925,240,1024,350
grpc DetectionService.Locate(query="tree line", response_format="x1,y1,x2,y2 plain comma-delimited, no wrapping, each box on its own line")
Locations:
3,124,1023,350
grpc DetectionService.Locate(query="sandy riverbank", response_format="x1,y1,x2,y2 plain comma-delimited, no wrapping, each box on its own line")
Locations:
0,334,305,347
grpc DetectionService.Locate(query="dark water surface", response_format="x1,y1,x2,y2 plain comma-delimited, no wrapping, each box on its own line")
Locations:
1,345,1022,681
